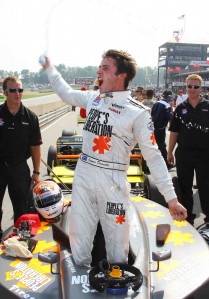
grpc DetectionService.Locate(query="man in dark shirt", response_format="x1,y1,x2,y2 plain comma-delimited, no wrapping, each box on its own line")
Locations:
0,76,42,239
204,87,209,101
168,74,209,225
151,89,173,168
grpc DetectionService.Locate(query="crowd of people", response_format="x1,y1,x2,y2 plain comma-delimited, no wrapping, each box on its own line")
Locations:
0,48,208,268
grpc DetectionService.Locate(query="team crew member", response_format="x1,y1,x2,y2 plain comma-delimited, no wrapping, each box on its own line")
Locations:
40,50,187,267
151,90,173,168
168,74,209,225
0,76,42,239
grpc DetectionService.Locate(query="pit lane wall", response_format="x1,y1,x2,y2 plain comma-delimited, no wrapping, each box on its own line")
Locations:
26,99,72,127
26,100,66,117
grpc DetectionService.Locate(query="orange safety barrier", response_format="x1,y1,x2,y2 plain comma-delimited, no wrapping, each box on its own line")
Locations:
130,154,142,159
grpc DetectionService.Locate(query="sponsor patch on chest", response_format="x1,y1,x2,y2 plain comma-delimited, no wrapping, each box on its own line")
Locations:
0,118,5,126
93,96,102,106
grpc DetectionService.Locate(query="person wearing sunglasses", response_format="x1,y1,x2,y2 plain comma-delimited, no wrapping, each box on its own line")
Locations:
0,76,42,241
168,74,209,225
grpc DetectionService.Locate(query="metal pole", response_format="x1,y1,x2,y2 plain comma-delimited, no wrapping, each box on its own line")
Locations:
41,158,71,193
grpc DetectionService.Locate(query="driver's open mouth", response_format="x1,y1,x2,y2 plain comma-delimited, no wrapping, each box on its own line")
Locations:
98,78,103,86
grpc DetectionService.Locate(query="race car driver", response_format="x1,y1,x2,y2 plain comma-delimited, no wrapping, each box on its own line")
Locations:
40,49,187,267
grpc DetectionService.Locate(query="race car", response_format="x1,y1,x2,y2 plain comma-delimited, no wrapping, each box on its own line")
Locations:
1,190,209,299
46,130,82,190
46,131,157,196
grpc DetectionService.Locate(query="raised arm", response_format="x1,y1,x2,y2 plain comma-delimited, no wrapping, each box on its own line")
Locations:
39,55,92,108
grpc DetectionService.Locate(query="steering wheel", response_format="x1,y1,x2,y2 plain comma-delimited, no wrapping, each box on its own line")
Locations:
89,259,143,293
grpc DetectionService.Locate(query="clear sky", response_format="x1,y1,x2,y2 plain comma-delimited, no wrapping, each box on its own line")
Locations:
1,0,209,72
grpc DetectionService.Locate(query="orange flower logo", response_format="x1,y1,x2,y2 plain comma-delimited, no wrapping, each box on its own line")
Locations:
93,135,111,154
116,215,126,224
150,132,156,145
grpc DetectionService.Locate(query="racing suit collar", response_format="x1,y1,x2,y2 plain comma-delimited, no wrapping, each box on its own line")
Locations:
99,90,131,100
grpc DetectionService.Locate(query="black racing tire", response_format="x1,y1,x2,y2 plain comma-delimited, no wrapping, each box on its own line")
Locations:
141,157,150,174
144,174,182,208
144,174,167,207
62,129,77,136
47,145,57,175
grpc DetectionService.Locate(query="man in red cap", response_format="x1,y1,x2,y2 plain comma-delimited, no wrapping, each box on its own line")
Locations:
176,89,187,106
80,86,87,118
81,86,86,91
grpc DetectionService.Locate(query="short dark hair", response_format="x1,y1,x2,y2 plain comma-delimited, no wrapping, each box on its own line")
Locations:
3,76,21,90
102,49,137,89
135,86,143,92
146,89,154,98
163,89,172,99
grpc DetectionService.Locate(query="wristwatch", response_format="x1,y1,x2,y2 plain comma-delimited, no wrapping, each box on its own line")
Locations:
33,170,40,175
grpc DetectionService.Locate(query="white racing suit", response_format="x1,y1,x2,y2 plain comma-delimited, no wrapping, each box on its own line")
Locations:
46,67,176,267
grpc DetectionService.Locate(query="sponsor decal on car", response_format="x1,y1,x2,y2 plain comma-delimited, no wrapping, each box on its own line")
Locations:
71,270,97,294
0,223,58,297
8,261,52,291
63,249,76,273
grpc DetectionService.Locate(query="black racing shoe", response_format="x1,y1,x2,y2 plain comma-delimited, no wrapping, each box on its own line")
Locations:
204,216,209,224
204,222,209,228
196,223,209,245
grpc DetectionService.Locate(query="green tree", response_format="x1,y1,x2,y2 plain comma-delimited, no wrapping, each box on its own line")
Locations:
21,69,30,84
0,65,165,88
